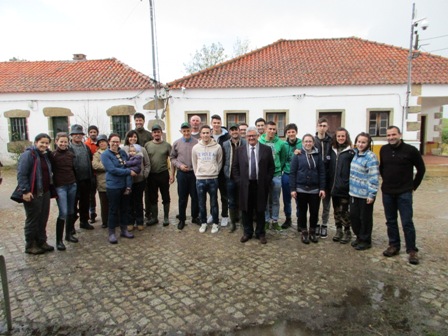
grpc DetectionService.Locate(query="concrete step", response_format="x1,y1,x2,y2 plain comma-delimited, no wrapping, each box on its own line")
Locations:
425,164,448,177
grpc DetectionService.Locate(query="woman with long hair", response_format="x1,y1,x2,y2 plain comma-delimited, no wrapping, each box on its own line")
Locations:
16,133,55,254
349,132,379,250
329,127,355,244
50,132,78,250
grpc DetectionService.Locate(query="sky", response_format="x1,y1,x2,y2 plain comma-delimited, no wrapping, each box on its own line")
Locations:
1,0,447,83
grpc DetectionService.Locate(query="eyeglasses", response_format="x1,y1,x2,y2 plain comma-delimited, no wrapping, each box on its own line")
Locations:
246,135,258,138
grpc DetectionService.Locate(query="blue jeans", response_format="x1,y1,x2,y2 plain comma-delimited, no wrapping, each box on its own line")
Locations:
56,183,77,220
382,192,418,253
196,178,219,225
265,175,281,222
177,171,199,221
281,173,298,218
107,188,130,230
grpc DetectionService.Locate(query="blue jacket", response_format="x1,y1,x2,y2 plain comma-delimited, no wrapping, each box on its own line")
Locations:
101,148,132,189
17,146,53,196
289,147,326,193
349,149,379,199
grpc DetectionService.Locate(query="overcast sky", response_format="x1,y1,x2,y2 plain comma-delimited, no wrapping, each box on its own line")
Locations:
1,0,447,83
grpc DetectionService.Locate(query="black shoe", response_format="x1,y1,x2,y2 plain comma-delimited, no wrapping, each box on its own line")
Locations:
192,217,201,226
309,232,318,243
80,221,94,230
333,228,343,242
351,238,360,248
146,218,159,226
65,234,79,243
25,244,45,255
89,213,97,224
315,225,321,236
301,231,310,244
281,218,292,229
355,242,372,251
56,241,66,251
177,220,185,230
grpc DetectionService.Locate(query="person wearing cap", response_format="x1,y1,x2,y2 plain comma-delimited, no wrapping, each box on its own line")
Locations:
170,122,199,230
92,134,109,229
209,114,230,227
69,124,94,231
144,124,173,226
222,123,246,232
85,125,99,224
133,112,153,146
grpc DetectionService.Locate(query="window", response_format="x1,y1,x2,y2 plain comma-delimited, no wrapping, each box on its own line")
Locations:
225,112,247,127
369,111,390,137
10,117,28,141
266,112,286,137
186,112,208,126
318,111,343,136
112,116,130,140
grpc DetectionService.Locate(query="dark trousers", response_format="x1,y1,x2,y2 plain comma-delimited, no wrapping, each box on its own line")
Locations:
350,196,374,244
218,172,228,217
106,188,129,229
241,181,265,238
332,196,351,230
98,191,109,227
382,192,417,253
89,179,97,216
130,180,146,225
296,192,321,231
23,191,50,245
75,179,91,223
177,171,199,221
147,170,171,207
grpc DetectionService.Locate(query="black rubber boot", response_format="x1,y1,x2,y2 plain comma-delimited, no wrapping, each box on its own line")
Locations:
65,215,79,243
229,209,237,233
56,218,66,251
163,203,170,226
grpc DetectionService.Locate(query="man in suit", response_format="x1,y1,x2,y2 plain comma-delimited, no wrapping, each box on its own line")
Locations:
233,126,274,244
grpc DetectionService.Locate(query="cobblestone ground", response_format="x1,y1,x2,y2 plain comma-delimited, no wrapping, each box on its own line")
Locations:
0,169,447,335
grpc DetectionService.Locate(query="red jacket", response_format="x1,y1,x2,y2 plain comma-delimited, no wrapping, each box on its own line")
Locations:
85,138,98,155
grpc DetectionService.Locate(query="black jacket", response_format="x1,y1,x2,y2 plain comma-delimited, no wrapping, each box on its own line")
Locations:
289,148,326,193
329,146,355,197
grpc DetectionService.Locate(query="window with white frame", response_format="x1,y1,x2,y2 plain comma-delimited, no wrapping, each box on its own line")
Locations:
266,112,287,137
10,117,29,141
369,111,390,137
112,115,130,140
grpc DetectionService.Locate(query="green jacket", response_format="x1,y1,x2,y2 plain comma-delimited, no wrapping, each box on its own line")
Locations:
259,134,286,176
282,138,302,174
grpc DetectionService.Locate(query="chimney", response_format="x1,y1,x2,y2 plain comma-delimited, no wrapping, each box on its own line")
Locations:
73,54,87,61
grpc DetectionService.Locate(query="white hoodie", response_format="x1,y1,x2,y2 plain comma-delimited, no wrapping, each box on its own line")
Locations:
192,139,223,180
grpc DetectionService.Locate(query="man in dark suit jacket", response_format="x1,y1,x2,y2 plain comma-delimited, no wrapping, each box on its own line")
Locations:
233,126,274,244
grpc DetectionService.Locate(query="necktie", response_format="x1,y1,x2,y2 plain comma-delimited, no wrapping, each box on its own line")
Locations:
250,146,256,180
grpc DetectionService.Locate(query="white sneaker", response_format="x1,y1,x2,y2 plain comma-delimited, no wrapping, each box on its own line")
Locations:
211,224,219,234
199,224,207,233
207,215,213,224
221,217,229,227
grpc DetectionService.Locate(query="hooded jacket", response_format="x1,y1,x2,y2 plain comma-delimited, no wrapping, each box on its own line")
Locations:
259,133,286,176
192,139,223,180
329,145,355,197
289,147,326,193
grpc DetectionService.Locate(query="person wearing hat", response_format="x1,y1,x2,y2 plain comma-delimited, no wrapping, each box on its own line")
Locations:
85,125,99,224
222,123,246,232
144,124,173,226
92,134,110,229
170,122,199,230
69,124,94,231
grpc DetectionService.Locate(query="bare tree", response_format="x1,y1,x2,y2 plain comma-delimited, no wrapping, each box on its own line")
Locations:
233,38,251,57
184,42,227,74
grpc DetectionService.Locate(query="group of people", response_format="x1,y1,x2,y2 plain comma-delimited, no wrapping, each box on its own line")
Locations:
14,113,426,265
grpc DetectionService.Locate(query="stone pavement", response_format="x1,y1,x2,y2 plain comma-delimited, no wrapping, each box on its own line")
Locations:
0,168,447,335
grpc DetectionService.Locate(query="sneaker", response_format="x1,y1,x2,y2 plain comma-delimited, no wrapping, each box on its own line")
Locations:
320,225,328,238
272,221,282,231
109,233,118,244
120,230,134,239
383,246,400,257
221,217,229,227
199,224,207,233
408,251,419,265
207,215,213,224
211,224,220,233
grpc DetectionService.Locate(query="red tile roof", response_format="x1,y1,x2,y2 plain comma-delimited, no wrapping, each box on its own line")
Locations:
169,37,448,89
0,58,154,93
